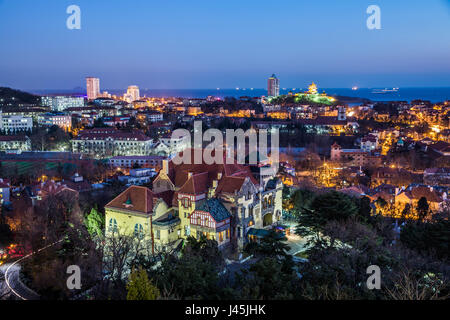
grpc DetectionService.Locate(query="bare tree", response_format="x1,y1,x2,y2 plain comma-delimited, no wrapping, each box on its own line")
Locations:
385,269,449,300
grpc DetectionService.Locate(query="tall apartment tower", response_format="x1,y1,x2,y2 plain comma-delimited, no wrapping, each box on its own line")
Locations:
127,85,140,102
267,74,280,97
86,77,100,100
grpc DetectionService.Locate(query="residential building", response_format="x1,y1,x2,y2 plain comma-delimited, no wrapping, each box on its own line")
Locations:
109,155,166,169
41,96,85,111
71,128,153,157
267,74,280,97
38,112,72,130
145,111,163,123
86,77,100,100
0,111,33,134
395,185,447,215
118,168,157,186
330,142,382,167
154,134,190,156
105,186,180,254
126,85,140,103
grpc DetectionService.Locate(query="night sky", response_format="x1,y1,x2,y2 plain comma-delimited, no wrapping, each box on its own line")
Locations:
0,0,449,90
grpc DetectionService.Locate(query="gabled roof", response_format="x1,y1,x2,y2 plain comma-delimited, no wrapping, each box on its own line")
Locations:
398,186,444,203
195,198,231,222
178,172,209,195
105,185,155,214
216,176,246,194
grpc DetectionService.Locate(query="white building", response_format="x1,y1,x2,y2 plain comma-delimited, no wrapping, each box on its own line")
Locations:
38,112,72,130
71,128,153,157
127,85,140,102
0,135,31,151
155,135,190,156
41,96,85,111
109,155,166,168
86,77,100,100
118,168,157,186
146,111,163,123
0,111,33,134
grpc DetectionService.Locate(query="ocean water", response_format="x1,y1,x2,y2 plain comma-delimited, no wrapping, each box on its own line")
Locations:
34,87,450,103
114,87,450,103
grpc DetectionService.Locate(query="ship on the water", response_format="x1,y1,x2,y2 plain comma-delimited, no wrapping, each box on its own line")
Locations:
372,87,400,94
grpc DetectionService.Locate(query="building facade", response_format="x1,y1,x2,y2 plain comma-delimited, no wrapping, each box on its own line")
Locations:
0,135,32,151
86,77,100,100
0,111,33,134
126,86,140,103
41,96,85,111
267,74,280,97
71,128,153,157
38,112,72,130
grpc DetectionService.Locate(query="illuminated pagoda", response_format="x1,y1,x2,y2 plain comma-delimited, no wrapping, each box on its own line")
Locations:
307,82,318,95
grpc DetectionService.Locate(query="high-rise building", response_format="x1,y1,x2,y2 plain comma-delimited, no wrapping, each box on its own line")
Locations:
86,77,100,100
267,74,280,97
127,85,140,102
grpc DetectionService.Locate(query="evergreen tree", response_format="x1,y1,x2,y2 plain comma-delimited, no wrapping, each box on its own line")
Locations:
126,267,160,300
416,197,430,221
84,207,104,238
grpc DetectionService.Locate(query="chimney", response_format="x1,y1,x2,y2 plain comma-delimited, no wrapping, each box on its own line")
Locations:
162,159,169,175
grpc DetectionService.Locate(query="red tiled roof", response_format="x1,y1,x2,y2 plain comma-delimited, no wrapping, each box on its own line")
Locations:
105,186,155,214
216,176,246,194
401,186,444,203
0,135,29,142
178,172,209,195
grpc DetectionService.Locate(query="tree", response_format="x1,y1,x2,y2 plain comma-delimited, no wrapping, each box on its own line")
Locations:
244,230,290,260
400,218,450,260
416,197,430,221
126,267,160,300
84,207,104,238
296,191,359,238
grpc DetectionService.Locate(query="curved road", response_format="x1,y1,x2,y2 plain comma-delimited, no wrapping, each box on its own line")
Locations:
1,240,63,300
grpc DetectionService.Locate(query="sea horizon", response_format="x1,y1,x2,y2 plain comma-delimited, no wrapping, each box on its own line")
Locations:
26,87,450,103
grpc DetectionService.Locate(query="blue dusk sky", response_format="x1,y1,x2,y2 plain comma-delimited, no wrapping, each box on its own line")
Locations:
0,0,449,90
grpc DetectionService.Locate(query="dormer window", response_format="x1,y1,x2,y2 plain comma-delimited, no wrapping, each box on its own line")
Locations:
123,195,133,208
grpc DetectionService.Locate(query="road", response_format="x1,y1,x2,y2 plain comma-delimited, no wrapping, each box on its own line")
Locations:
0,262,39,300
0,240,63,300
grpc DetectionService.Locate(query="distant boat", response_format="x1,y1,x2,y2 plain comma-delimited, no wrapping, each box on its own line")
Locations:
352,86,358,91
372,87,399,94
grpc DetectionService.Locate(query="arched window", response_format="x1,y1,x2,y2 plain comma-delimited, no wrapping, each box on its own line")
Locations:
109,218,118,233
134,223,144,239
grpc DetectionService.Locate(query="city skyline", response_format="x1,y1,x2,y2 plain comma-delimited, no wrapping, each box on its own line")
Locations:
0,0,449,90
